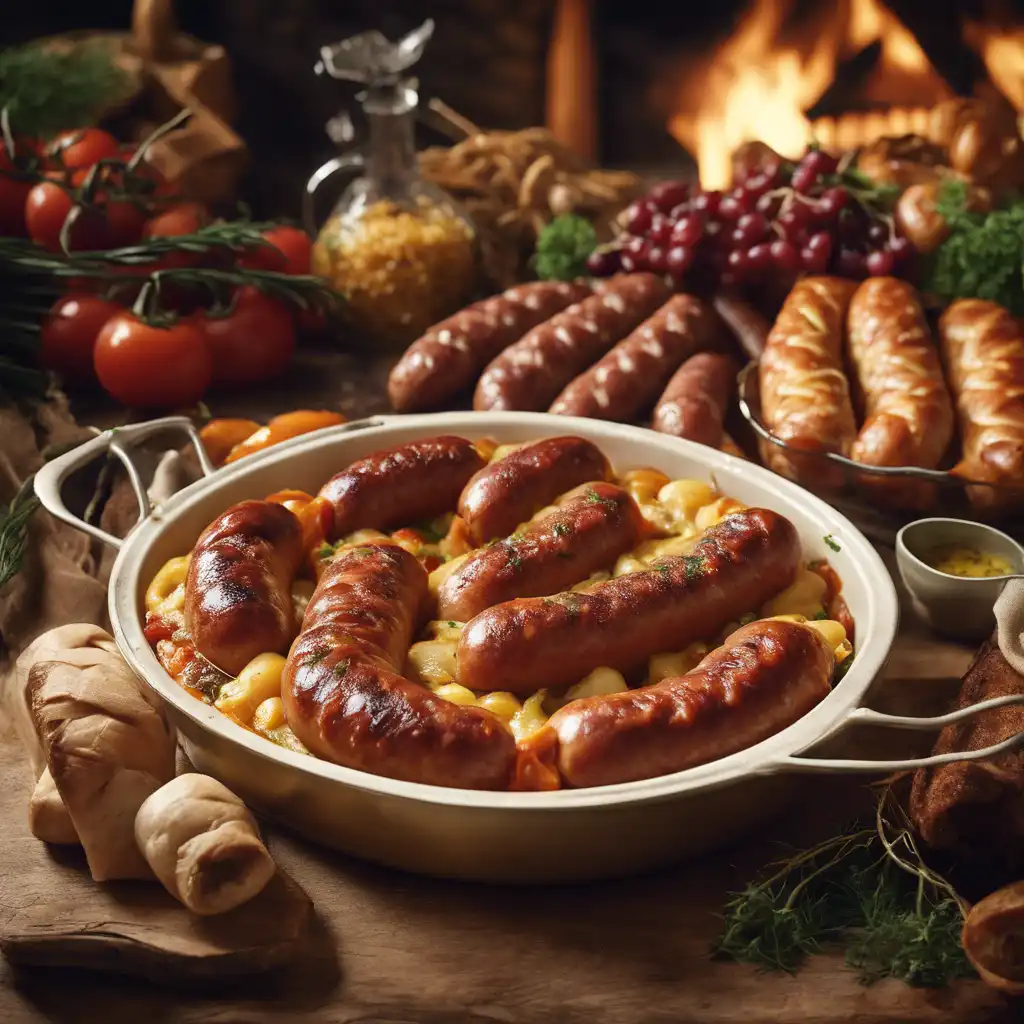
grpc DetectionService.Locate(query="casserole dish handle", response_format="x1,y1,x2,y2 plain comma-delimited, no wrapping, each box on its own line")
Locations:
768,694,1024,774
33,416,215,550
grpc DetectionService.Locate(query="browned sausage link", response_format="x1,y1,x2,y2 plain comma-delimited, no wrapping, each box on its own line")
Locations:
473,273,671,412
438,482,646,622
651,352,740,448
456,508,801,695
548,294,723,421
184,500,304,676
283,544,516,789
540,619,834,788
387,281,592,413
319,435,486,540
458,436,611,545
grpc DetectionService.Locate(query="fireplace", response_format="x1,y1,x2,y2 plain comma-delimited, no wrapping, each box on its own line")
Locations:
585,0,1024,183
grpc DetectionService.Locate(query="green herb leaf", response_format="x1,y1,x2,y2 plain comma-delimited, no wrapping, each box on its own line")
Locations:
824,534,841,553
532,215,597,281
0,42,131,138
925,183,1024,315
714,788,973,987
0,476,39,589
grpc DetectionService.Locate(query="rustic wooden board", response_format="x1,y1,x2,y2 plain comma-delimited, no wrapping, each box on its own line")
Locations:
0,747,316,985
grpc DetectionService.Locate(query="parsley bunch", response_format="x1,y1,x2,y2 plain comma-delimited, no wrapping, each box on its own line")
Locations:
532,215,597,281
926,180,1024,314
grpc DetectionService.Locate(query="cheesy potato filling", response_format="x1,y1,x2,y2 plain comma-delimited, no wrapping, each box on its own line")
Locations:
147,464,854,753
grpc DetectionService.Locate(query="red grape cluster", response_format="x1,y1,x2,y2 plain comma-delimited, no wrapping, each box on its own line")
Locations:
587,149,913,289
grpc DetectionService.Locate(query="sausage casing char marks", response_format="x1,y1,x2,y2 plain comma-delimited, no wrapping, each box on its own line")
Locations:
846,277,954,507
651,351,740,448
533,619,834,788
939,299,1024,510
474,273,671,412
387,281,592,413
319,435,485,540
438,481,646,622
458,435,611,545
283,544,516,789
457,508,801,695
184,500,304,676
758,277,858,488
548,294,723,421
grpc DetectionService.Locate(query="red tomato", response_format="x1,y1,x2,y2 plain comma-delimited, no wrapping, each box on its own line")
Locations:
196,286,296,387
94,313,212,407
238,225,312,275
40,293,121,382
48,128,120,171
143,201,209,239
25,181,113,251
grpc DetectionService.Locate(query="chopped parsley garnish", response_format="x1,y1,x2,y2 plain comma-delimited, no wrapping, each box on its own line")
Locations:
446,621,458,628
302,646,331,668
315,541,336,561
813,609,829,620
739,612,758,625
682,554,706,580
552,522,571,538
823,534,841,553
412,517,449,543
333,658,351,679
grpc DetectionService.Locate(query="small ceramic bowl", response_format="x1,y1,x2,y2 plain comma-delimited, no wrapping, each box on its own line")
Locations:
895,518,1024,642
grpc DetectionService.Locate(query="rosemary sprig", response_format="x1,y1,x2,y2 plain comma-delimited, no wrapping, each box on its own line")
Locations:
714,787,974,987
0,476,39,590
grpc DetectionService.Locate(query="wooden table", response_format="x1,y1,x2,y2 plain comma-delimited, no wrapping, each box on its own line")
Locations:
1,350,1016,1023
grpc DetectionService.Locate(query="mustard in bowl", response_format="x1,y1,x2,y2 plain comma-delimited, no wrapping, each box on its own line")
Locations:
895,518,1024,642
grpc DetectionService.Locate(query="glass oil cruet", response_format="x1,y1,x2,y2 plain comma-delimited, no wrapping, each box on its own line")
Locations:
306,20,477,349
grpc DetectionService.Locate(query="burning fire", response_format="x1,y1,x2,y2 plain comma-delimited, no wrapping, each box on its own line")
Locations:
666,0,1021,189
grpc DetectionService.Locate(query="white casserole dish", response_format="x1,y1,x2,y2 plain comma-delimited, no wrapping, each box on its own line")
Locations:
35,412,1024,883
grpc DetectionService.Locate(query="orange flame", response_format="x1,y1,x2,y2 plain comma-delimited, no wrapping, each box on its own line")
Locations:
667,0,949,189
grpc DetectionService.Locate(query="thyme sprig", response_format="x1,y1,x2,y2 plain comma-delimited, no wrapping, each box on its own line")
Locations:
714,786,974,987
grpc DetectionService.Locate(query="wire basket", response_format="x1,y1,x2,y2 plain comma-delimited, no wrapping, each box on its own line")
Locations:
735,360,1024,545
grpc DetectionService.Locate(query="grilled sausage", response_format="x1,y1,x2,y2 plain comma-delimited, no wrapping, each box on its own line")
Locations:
456,508,801,695
939,299,1024,511
474,273,671,411
458,436,611,545
438,482,646,622
387,281,592,413
712,292,772,361
758,277,858,488
184,500,304,676
319,435,486,540
651,351,740,448
846,278,954,507
548,294,723,420
535,619,834,788
283,544,516,789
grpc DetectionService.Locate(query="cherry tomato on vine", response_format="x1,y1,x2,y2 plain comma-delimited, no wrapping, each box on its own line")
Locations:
143,201,209,239
67,165,148,247
117,146,176,197
94,313,212,407
196,286,296,387
238,225,312,275
40,293,121,382
48,128,120,171
25,181,113,251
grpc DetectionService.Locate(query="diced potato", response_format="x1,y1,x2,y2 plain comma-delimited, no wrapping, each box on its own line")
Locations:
339,528,391,547
571,571,610,592
215,653,287,724
648,643,709,684
561,667,627,704
433,682,477,706
490,441,526,462
802,617,848,651
428,552,469,597
406,638,459,686
638,501,675,534
613,552,648,577
477,691,521,720
146,555,190,615
426,619,464,642
657,479,718,523
253,696,286,733
620,467,671,505
694,496,747,530
509,690,550,742
763,569,829,619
